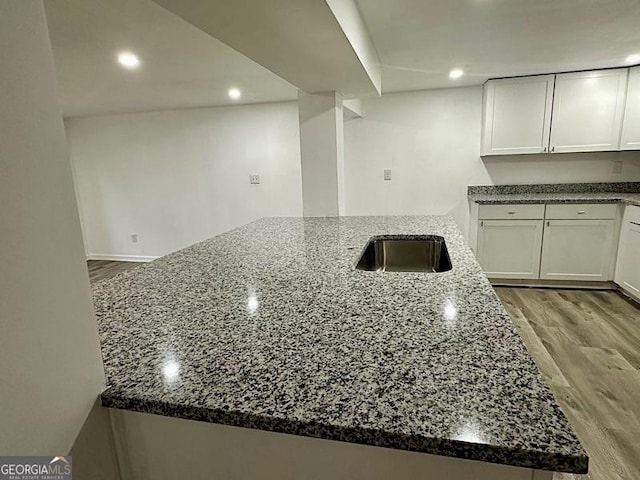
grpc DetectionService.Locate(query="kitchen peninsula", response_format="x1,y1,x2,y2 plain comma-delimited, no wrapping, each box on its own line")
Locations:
94,216,587,479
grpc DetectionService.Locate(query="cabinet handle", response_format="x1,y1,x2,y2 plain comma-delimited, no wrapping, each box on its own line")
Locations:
543,147,548,153
546,220,550,227
551,146,555,152
577,210,586,214
480,221,484,227
508,211,516,215
631,221,640,226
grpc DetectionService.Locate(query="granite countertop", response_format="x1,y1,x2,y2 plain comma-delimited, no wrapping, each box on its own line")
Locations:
469,191,640,205
467,182,640,205
94,216,587,473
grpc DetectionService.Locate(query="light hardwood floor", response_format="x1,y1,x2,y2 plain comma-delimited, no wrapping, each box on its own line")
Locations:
496,287,640,480
87,260,139,283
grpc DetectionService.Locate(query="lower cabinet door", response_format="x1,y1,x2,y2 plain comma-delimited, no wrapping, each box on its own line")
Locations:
540,219,615,281
476,220,543,279
615,220,640,298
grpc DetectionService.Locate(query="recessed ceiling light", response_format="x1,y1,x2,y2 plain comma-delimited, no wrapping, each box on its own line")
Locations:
228,88,241,100
449,68,464,79
626,54,640,64
117,51,140,69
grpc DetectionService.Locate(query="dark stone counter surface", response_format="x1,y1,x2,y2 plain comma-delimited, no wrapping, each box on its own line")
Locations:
468,182,640,206
94,216,587,473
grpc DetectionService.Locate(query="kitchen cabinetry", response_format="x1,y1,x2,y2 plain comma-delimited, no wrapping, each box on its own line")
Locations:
615,205,640,299
481,76,554,155
481,67,632,156
540,219,616,281
540,203,618,281
476,205,545,279
621,66,640,150
549,69,628,153
477,220,544,279
475,203,619,282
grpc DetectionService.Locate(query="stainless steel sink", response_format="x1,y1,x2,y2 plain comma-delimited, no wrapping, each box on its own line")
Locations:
355,235,452,273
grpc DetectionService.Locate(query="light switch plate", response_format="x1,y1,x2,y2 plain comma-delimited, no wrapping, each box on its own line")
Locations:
383,169,392,181
249,174,260,184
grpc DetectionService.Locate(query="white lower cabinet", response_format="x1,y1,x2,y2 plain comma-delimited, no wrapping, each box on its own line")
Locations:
477,220,543,279
615,206,640,299
475,203,621,283
539,219,616,281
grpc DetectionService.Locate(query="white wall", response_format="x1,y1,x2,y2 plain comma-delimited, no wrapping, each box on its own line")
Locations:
298,91,344,216
0,0,106,455
344,87,640,237
69,86,640,257
67,102,302,260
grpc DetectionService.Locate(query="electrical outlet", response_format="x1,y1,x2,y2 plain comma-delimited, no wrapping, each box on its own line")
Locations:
131,233,138,243
249,174,260,184
384,169,392,181
613,160,623,174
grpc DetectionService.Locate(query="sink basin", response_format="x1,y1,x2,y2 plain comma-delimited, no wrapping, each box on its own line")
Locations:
355,235,452,273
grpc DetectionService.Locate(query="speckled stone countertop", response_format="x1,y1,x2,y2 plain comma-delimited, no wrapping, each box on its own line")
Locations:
468,182,640,205
94,216,587,473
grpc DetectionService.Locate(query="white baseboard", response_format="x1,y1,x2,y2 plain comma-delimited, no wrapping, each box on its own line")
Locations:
618,285,640,305
87,254,159,263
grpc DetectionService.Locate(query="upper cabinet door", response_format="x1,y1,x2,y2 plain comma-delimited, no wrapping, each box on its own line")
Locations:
621,66,640,150
481,75,554,156
550,69,628,153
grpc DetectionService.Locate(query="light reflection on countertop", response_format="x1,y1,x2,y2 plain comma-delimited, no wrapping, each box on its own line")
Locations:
162,359,180,382
450,418,489,445
246,288,259,316
442,298,457,324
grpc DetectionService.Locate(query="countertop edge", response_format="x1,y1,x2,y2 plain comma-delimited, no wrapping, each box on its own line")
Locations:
468,195,640,206
100,390,588,474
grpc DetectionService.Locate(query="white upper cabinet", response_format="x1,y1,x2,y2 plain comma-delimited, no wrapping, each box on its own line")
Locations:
481,75,554,155
621,66,640,150
549,69,628,153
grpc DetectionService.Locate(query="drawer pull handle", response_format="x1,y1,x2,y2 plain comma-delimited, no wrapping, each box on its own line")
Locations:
508,211,516,214
631,221,640,226
577,211,586,214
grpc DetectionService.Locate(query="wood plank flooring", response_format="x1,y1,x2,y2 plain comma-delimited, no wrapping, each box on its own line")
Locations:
495,287,640,480
87,260,139,284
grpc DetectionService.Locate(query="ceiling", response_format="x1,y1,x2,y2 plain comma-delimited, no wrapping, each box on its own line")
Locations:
46,0,640,117
355,0,640,92
152,0,382,98
45,0,298,117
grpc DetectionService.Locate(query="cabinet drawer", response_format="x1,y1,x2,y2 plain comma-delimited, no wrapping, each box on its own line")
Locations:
478,204,545,220
545,203,617,220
